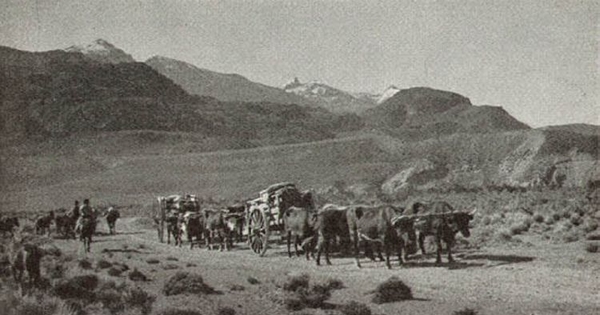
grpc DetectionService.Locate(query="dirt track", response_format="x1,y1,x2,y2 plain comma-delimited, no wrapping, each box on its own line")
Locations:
53,217,600,315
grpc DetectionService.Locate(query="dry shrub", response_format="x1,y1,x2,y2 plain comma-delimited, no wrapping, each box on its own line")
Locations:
229,284,245,291
281,274,333,310
324,278,344,290
163,264,180,270
107,267,123,277
453,307,478,315
495,228,512,242
129,268,148,282
570,213,583,226
371,276,413,304
551,212,562,222
217,306,236,315
544,216,556,225
247,276,260,285
45,259,65,279
125,286,156,315
146,258,160,264
97,288,125,314
562,231,580,243
78,259,93,270
162,272,216,296
53,274,99,300
186,263,197,267
533,213,544,223
339,301,372,315
481,216,491,226
586,232,600,241
584,243,599,253
283,273,310,292
96,259,113,269
11,292,78,315
582,219,598,233
158,309,202,315
509,223,528,235
166,256,179,261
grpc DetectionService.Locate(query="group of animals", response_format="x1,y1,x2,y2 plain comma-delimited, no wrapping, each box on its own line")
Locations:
155,191,475,269
156,195,245,251
283,201,476,269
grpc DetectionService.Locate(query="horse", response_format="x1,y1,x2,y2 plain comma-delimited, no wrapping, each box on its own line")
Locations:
106,207,120,235
79,217,95,252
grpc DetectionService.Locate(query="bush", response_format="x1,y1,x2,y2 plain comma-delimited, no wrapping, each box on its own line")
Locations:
283,274,310,292
146,258,160,264
125,286,156,315
53,274,99,300
495,228,512,241
166,256,179,261
97,288,125,314
45,260,65,279
570,214,583,226
217,307,236,315
481,216,491,226
78,259,93,270
163,264,180,270
163,272,216,296
453,307,478,315
158,309,202,315
533,213,544,223
371,276,413,304
510,223,528,235
284,298,304,311
339,301,372,315
96,259,113,269
229,284,245,291
129,268,148,282
562,231,579,243
107,267,123,277
545,216,556,225
583,219,599,233
247,276,260,285
584,243,599,253
324,278,344,290
551,212,562,222
586,232,600,241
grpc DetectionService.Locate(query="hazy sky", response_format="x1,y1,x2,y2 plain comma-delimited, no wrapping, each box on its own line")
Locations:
1,0,597,127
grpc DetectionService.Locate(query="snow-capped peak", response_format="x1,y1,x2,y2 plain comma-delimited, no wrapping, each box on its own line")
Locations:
64,39,135,64
377,85,401,104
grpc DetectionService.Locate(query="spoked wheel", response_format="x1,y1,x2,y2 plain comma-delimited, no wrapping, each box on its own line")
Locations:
248,208,269,256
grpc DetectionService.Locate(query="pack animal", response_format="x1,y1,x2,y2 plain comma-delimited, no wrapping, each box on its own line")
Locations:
410,201,475,263
282,206,317,260
346,205,407,269
203,209,230,251
35,211,55,235
9,240,43,290
314,204,351,266
106,207,120,235
182,211,204,249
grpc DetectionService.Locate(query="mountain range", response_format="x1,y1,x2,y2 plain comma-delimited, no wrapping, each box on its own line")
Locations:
0,39,597,195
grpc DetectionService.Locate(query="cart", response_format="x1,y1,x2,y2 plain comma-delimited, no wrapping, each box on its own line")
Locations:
244,182,313,256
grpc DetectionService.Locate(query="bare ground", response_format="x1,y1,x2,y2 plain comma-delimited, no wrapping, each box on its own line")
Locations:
48,217,600,315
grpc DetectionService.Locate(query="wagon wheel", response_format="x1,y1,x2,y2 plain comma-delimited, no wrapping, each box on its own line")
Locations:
248,208,269,256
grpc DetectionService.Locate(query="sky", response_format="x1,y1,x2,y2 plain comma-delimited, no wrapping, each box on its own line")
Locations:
1,0,597,127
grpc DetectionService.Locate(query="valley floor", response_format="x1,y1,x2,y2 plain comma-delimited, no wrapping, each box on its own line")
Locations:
46,217,600,315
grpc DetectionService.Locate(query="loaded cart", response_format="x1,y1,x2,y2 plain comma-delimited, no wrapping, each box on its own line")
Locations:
244,182,314,256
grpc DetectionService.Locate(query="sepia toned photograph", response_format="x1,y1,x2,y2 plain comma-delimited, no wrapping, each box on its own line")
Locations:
0,1,598,314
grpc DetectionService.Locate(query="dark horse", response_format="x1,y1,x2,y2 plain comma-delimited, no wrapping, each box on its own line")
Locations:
106,208,120,235
80,217,95,252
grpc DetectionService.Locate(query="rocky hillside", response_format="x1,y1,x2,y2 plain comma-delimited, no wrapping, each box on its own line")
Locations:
364,87,530,140
64,39,136,64
146,56,313,106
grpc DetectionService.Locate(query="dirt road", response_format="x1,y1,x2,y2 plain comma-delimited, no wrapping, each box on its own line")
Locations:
54,217,600,315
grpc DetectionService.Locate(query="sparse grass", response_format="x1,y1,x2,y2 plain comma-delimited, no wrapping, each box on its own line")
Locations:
281,274,334,311
97,259,113,269
584,242,599,253
53,274,99,300
163,272,216,296
78,259,93,270
562,231,580,243
283,273,310,292
217,306,236,315
533,213,544,223
107,267,124,277
125,286,156,315
163,263,180,270
324,278,344,290
158,309,203,315
129,268,148,282
495,228,512,242
146,258,160,264
229,284,245,291
339,301,372,315
583,219,598,233
371,276,413,304
247,276,260,285
453,307,478,315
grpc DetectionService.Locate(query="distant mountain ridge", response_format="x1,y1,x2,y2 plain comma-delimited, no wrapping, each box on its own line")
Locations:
64,39,135,64
145,56,314,106
283,78,379,113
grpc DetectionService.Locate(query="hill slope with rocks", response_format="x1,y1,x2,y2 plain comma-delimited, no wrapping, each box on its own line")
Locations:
64,39,136,64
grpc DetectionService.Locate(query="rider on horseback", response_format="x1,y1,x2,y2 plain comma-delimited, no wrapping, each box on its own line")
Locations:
75,199,95,234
